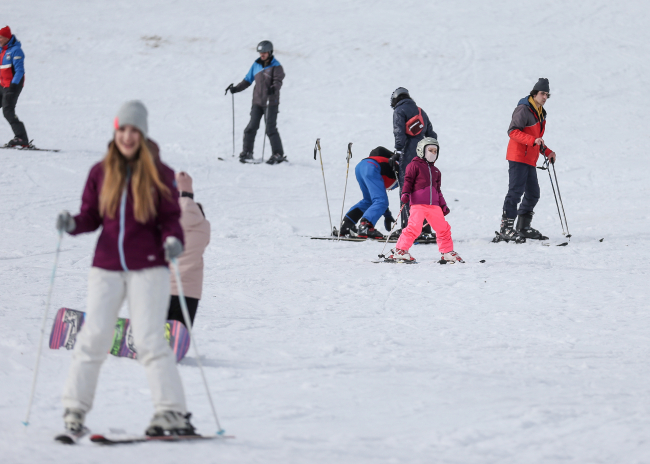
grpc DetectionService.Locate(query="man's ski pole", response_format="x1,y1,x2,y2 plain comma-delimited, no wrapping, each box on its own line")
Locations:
539,145,566,236
314,138,333,234
171,258,224,435
551,162,571,238
378,203,406,259
337,143,353,241
23,231,63,426
225,85,235,157
261,103,269,163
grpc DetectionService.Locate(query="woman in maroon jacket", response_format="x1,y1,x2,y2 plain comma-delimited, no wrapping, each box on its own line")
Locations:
389,137,464,264
55,101,196,439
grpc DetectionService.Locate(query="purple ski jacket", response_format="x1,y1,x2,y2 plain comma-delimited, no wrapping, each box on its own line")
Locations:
401,157,448,208
71,160,183,271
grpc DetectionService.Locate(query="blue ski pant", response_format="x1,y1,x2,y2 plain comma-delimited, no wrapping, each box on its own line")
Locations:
345,159,388,226
502,160,540,219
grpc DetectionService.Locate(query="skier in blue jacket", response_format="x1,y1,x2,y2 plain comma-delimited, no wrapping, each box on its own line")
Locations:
226,40,286,165
0,26,29,147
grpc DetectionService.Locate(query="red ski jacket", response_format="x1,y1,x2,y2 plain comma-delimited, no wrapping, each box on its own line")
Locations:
506,97,553,166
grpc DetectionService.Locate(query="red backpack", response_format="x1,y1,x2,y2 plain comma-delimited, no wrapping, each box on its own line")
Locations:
405,108,425,136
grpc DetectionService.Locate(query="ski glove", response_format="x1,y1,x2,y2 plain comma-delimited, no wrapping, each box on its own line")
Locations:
442,205,450,216
389,151,402,171
56,211,76,233
384,209,395,231
401,193,410,204
225,83,236,95
268,86,276,95
164,236,184,262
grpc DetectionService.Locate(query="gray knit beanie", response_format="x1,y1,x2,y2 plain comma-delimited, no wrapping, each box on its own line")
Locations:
532,78,550,93
113,100,148,138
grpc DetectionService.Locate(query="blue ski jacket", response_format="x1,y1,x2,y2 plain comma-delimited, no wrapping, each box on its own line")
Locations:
0,36,25,88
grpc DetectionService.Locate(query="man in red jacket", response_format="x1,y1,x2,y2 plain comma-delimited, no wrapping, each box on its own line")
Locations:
496,78,557,243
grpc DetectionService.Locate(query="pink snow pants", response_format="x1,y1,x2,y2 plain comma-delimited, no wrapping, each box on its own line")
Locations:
396,204,453,253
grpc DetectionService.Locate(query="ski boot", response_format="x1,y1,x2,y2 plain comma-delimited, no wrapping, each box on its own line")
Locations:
55,408,89,444
439,250,465,264
357,218,384,239
266,153,287,165
493,214,526,243
387,248,416,263
145,411,196,437
333,216,358,237
5,136,31,148
388,228,402,240
516,212,548,240
239,151,255,163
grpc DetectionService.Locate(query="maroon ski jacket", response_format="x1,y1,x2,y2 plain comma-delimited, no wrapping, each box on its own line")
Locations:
71,160,183,271
401,157,448,208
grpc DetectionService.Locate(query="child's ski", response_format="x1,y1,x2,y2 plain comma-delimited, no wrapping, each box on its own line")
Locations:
371,258,419,264
54,427,90,444
1,140,60,152
90,433,234,445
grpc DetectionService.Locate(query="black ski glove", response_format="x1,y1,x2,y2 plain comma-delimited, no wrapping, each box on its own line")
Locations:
224,83,234,95
389,151,402,171
384,209,395,231
442,205,450,216
268,86,276,95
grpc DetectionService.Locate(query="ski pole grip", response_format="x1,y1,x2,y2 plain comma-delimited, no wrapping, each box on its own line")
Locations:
314,138,320,160
346,142,353,162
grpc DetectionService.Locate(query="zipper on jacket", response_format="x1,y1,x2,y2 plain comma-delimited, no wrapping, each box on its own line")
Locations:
428,164,433,205
118,170,131,272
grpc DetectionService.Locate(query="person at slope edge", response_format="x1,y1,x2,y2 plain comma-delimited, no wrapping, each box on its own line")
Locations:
389,138,464,264
388,87,438,233
226,40,286,165
0,25,30,147
495,78,557,243
168,171,210,326
55,101,197,439
335,146,397,239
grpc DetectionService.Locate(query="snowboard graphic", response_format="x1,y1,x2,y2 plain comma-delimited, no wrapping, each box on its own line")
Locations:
49,308,190,362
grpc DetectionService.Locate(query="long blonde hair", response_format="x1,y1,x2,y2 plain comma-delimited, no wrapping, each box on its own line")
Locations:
99,138,171,223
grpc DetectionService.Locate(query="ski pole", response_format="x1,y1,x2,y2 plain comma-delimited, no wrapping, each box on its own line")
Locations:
551,162,571,238
23,231,63,426
337,143,353,241
314,138,333,234
261,101,269,163
539,148,566,236
231,93,235,157
378,203,406,259
171,258,224,435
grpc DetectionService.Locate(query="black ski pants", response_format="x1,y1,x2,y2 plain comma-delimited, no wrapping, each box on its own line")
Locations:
167,295,199,326
0,85,28,142
242,104,283,156
502,160,540,219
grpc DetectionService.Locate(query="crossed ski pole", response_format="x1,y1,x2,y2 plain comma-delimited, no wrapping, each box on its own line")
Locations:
314,138,333,234
537,144,571,239
337,143,353,241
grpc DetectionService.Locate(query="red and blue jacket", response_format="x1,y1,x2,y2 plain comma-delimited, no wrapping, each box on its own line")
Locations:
0,36,25,88
365,146,398,189
506,97,553,166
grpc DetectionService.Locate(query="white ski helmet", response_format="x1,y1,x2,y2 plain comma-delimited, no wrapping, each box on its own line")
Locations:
416,137,439,160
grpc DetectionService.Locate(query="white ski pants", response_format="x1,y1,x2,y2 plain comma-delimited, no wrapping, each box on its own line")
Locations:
62,266,187,414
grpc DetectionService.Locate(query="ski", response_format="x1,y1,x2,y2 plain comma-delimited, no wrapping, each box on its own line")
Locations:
372,258,419,264
1,145,60,152
310,236,437,244
54,427,90,445
90,433,234,445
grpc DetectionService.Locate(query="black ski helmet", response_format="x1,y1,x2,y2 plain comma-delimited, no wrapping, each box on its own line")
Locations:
257,40,273,54
390,87,410,108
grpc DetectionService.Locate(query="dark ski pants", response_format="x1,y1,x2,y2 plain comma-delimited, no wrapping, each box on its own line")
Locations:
0,85,28,142
167,295,199,326
345,159,389,226
502,160,540,219
242,104,283,155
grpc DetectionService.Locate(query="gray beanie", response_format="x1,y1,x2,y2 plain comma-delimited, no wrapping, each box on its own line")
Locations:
532,78,550,93
114,100,148,138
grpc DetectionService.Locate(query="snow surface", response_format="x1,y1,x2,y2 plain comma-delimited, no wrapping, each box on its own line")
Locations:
2,0,650,462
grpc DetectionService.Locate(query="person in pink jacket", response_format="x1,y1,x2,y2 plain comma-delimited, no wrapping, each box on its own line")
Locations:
168,172,210,326
389,137,464,264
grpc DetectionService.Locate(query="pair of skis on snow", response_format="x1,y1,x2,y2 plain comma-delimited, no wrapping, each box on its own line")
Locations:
1,140,59,152
55,428,233,445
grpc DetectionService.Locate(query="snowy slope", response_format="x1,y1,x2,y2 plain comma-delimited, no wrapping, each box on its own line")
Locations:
2,0,650,462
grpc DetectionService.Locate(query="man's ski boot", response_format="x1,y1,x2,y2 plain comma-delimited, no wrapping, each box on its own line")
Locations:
493,214,526,243
239,151,255,163
266,153,287,165
333,216,358,237
357,218,384,239
5,136,31,148
387,248,416,263
388,228,402,240
145,411,197,437
516,211,548,240
55,408,89,444
439,251,465,264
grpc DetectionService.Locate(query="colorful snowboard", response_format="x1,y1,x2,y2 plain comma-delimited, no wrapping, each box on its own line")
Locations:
49,307,190,362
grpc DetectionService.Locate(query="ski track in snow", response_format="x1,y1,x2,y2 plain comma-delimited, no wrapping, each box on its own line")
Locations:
2,1,650,463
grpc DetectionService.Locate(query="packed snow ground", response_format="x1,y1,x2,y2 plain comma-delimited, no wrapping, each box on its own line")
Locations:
2,0,650,462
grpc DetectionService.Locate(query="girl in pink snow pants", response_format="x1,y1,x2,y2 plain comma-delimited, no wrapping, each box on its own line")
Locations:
390,137,464,264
